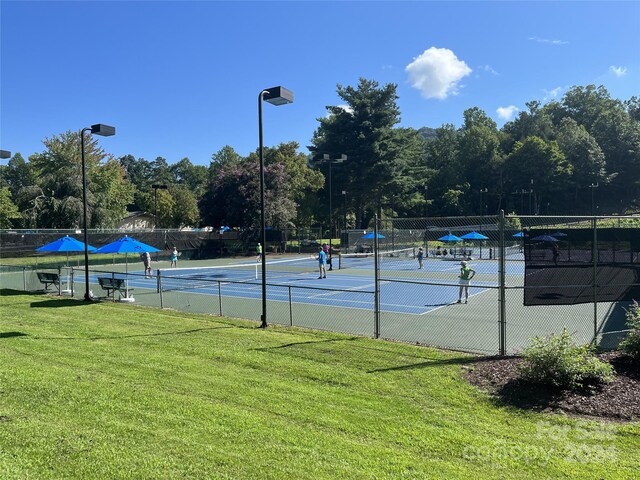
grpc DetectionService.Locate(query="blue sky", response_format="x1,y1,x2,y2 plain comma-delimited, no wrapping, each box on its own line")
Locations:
1,1,638,166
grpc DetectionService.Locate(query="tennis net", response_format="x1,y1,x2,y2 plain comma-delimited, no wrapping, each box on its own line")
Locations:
157,256,317,291
338,247,415,270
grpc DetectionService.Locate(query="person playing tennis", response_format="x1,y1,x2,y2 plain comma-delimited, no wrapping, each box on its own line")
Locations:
457,260,476,304
317,246,327,279
170,246,178,268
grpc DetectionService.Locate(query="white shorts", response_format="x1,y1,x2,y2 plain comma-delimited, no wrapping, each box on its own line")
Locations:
459,279,470,286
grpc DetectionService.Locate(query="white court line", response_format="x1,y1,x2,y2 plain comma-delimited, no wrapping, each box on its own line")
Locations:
417,287,491,315
307,281,381,299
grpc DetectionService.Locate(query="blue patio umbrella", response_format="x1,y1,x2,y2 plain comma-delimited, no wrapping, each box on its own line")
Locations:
95,236,160,274
551,231,568,237
361,232,385,239
94,236,160,300
438,233,462,242
95,235,160,255
36,235,97,266
531,234,559,242
460,231,489,240
512,231,526,237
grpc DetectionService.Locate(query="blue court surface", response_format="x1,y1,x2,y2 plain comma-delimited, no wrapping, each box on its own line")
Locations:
94,255,522,315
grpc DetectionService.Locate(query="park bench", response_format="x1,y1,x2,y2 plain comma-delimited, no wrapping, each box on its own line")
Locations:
37,272,60,291
98,277,132,300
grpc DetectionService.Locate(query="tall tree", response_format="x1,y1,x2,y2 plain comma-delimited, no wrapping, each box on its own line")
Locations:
170,158,208,197
170,186,200,228
27,131,133,228
199,156,295,231
310,78,403,228
0,187,21,228
503,136,572,214
0,153,36,199
556,117,608,206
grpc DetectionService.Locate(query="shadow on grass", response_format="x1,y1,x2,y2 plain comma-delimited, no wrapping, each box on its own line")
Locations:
33,325,234,341
31,298,88,308
0,289,34,297
367,355,503,373
0,331,28,339
253,337,360,352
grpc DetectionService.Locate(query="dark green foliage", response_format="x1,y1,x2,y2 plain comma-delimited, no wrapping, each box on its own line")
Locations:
619,300,640,360
518,328,615,391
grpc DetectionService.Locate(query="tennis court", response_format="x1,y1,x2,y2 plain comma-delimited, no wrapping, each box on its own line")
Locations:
92,250,523,318
2,242,625,355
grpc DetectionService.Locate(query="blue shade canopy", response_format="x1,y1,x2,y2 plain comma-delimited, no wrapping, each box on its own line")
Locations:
531,235,559,242
361,232,385,239
36,235,97,252
460,231,489,240
95,236,160,254
512,232,525,237
438,233,463,242
551,231,568,237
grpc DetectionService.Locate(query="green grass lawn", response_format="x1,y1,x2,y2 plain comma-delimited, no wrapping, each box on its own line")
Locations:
0,290,638,479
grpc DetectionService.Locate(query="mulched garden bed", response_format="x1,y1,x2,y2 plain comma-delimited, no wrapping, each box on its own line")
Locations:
463,352,639,422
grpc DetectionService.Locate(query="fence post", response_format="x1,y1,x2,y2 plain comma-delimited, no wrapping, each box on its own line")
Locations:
288,286,293,326
592,217,598,340
218,282,222,315
70,267,75,297
374,214,380,339
499,210,506,356
158,270,163,309
23,266,27,291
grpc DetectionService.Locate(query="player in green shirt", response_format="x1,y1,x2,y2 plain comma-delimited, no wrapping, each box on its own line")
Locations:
256,242,262,262
457,260,476,304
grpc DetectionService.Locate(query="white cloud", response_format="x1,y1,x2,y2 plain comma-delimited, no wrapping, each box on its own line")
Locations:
528,36,568,45
405,47,472,99
609,66,627,77
478,64,499,76
543,86,563,101
497,105,519,121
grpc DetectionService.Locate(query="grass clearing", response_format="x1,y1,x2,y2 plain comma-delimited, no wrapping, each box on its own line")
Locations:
0,290,638,479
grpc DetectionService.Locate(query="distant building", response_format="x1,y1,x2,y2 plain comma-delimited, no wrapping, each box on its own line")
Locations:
116,211,154,231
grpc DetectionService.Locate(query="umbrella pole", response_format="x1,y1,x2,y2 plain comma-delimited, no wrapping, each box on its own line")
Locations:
125,252,129,297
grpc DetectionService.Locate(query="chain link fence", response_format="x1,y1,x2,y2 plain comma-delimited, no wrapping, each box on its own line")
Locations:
2,214,637,355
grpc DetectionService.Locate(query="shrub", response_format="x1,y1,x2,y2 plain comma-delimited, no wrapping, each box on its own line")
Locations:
518,328,615,391
619,300,640,361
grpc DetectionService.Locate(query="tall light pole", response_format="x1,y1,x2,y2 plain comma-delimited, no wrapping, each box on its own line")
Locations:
0,150,11,159
152,184,168,229
80,124,115,301
258,86,294,328
321,154,346,270
424,185,429,253
342,190,348,251
528,179,534,215
479,188,488,216
589,182,599,216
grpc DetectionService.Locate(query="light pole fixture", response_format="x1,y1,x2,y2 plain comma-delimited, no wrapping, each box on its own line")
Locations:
80,123,115,301
152,184,168,229
258,86,294,328
0,150,11,159
321,154,346,270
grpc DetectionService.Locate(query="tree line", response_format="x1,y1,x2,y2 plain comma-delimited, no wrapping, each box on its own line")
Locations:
1,80,638,231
